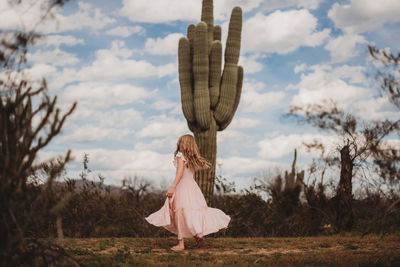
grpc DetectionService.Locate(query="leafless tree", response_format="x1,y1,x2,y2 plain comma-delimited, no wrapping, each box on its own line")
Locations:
286,69,399,231
0,0,79,265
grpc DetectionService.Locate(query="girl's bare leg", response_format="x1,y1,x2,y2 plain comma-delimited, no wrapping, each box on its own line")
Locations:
171,238,184,251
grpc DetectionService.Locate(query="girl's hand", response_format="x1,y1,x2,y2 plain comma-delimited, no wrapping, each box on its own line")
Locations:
166,186,175,198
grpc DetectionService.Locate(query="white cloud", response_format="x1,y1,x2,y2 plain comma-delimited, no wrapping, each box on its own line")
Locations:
119,0,199,23
51,2,115,33
0,1,115,34
354,95,399,121
55,79,146,143
217,156,286,177
294,63,307,74
145,33,184,55
263,0,323,12
75,41,176,81
214,0,263,20
137,115,187,138
238,54,264,73
242,9,330,54
328,65,366,84
240,80,286,112
106,26,145,37
218,128,245,144
119,0,262,23
25,63,57,82
169,105,184,116
28,48,80,66
56,106,144,143
156,63,177,78
61,82,154,109
258,133,339,159
26,40,176,89
98,40,134,58
57,125,134,142
151,100,177,111
46,67,78,90
134,136,178,152
66,106,143,126
288,63,398,120
324,34,367,63
0,0,49,31
64,105,99,122
217,124,259,157
288,64,369,109
328,0,400,33
101,109,143,127
36,34,85,47
229,117,261,129
60,149,174,181
49,41,177,87
214,117,261,156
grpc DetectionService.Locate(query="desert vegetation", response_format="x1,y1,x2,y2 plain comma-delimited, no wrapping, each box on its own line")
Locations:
5,153,398,265
20,150,399,240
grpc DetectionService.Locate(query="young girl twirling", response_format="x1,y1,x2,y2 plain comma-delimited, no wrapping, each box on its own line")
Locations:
145,134,231,251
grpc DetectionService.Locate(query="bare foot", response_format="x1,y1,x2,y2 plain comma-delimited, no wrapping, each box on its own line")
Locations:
171,245,184,251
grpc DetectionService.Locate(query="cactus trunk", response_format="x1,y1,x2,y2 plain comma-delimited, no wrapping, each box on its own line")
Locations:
194,116,217,205
178,0,243,205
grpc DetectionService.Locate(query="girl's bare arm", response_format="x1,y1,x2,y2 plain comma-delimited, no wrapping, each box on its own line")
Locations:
167,157,184,197
172,157,185,187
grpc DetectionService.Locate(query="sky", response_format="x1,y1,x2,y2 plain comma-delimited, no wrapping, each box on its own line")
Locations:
1,0,399,190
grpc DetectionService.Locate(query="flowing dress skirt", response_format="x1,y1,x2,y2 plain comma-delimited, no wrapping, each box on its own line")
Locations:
145,160,230,239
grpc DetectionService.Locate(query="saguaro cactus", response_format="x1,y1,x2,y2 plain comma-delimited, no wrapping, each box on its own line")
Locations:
284,149,305,192
178,0,243,205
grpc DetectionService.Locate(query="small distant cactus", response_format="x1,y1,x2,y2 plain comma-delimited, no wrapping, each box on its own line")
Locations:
284,149,304,191
178,0,243,205
267,149,304,215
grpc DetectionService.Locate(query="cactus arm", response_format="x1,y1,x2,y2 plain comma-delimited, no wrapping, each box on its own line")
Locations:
178,37,195,124
187,24,195,56
193,22,211,130
292,148,297,174
218,65,243,130
237,65,244,94
215,64,238,124
213,25,221,41
187,24,195,41
201,0,214,53
285,149,298,190
224,7,242,65
214,7,242,124
209,40,222,109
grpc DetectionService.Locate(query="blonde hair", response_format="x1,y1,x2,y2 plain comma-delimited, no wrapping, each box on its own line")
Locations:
174,134,211,171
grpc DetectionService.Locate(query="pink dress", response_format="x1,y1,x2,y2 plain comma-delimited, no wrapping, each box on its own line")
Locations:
145,152,231,239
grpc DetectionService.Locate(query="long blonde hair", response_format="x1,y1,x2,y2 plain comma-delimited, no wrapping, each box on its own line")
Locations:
174,134,210,171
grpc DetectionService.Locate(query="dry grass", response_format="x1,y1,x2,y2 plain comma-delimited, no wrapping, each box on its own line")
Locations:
56,234,400,266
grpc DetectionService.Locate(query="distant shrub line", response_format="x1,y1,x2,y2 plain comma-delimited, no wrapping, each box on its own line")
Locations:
25,167,399,239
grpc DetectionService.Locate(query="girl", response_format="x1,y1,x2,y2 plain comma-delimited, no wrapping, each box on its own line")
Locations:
145,134,231,251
